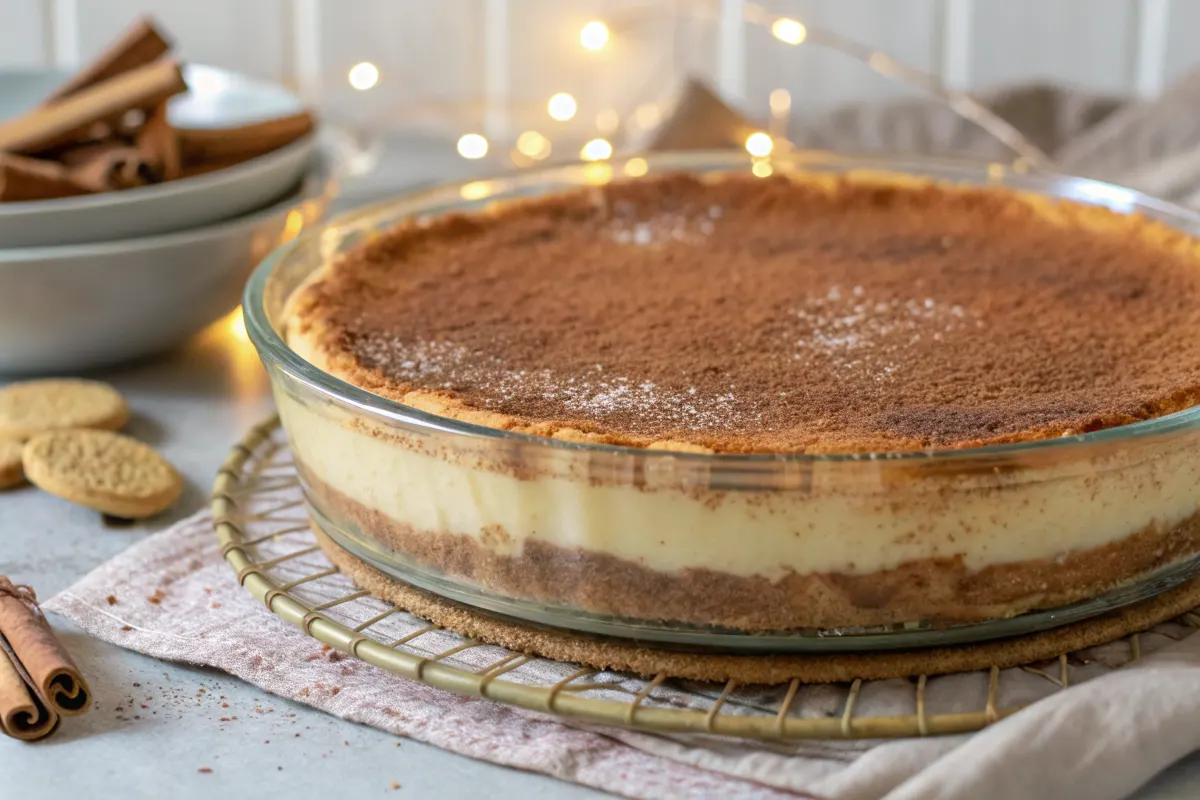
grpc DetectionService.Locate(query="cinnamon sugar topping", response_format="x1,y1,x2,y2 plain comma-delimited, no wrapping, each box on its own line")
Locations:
295,173,1200,452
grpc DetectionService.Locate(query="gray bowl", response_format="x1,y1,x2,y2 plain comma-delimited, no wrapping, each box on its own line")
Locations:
0,64,316,248
0,157,334,374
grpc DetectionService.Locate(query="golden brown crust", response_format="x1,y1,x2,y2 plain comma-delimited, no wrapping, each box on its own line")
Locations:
291,172,1200,454
313,524,1200,684
303,465,1200,631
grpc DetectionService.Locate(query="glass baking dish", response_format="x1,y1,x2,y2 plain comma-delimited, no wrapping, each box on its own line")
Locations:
244,150,1200,652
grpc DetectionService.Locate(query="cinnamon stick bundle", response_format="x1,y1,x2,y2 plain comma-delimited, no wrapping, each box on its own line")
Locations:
0,15,318,203
176,111,315,166
62,141,158,191
0,59,186,155
0,578,90,741
137,102,180,180
0,154,94,201
0,638,57,741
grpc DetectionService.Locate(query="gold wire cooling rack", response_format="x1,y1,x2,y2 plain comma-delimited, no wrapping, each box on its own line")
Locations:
213,417,1200,741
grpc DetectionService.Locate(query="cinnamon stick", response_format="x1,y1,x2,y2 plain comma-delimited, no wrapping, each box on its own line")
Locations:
137,102,180,180
0,59,186,155
0,578,90,717
43,17,172,105
0,154,95,201
176,110,316,166
0,638,58,741
65,142,158,191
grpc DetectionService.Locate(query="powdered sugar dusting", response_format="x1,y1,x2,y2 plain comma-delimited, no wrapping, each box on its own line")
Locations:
356,336,756,431
793,285,984,380
608,201,721,247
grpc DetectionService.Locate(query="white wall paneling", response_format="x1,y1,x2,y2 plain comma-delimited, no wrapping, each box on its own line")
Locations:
671,0,720,89
65,0,289,80
482,0,510,138
287,0,323,100
311,0,483,134
1162,0,1200,86
0,0,50,67
46,0,79,68
717,0,746,104
742,0,940,117
1133,0,1170,97
938,0,974,91
4,0,1200,132
498,0,687,141
968,0,1136,93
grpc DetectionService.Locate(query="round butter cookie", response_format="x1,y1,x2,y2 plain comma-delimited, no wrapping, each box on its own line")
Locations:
0,439,24,489
22,429,181,518
0,379,129,440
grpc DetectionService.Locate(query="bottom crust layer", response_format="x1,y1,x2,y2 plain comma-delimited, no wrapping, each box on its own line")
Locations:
302,466,1200,631
311,525,1200,683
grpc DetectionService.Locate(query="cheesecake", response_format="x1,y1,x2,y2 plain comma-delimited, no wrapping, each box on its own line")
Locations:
276,171,1200,631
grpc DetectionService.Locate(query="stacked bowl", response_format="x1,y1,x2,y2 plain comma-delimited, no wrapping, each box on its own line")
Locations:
0,62,334,374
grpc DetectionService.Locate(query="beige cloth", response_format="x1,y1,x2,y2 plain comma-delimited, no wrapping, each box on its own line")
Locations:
647,71,1200,203
41,459,1200,800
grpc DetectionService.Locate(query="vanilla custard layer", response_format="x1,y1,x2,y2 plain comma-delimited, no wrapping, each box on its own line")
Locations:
277,389,1200,581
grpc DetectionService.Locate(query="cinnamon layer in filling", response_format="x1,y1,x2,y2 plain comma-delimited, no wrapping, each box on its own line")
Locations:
301,461,1200,630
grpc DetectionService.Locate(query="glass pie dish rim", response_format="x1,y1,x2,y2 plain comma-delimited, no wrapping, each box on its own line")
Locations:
243,147,1200,466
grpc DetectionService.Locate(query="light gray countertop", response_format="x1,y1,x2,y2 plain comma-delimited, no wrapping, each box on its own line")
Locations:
0,321,605,800
2,137,1198,798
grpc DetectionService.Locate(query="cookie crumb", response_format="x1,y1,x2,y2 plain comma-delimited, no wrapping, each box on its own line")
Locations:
198,767,212,774
105,595,117,605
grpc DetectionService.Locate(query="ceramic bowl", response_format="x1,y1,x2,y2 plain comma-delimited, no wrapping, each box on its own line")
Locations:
0,64,316,248
0,156,334,374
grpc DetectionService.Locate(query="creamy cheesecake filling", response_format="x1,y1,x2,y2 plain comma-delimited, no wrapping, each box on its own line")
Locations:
278,388,1200,581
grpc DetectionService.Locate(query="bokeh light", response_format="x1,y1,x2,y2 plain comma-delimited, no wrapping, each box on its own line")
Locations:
348,61,379,90
580,138,613,161
548,92,577,121
771,18,807,45
457,133,489,159
745,132,774,157
580,21,609,51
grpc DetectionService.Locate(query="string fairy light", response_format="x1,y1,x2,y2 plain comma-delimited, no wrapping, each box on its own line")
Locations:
457,133,489,159
580,20,610,51
460,180,494,200
583,162,614,184
347,61,379,90
745,131,773,157
547,92,578,121
623,157,649,177
769,88,791,115
439,5,1050,173
770,17,807,45
516,130,551,159
580,138,613,161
